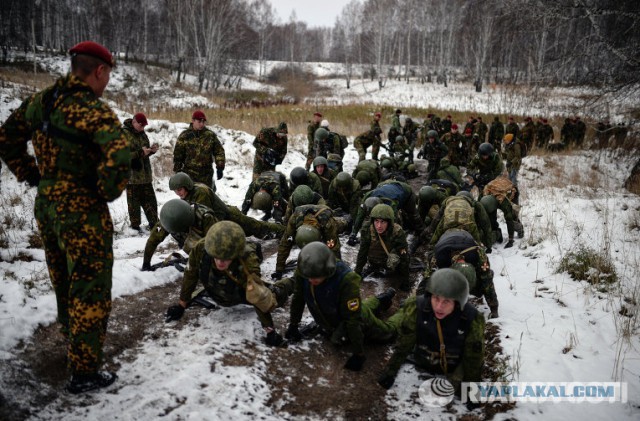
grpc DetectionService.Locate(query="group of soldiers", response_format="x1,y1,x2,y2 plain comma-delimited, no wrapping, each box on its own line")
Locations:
0,41,524,403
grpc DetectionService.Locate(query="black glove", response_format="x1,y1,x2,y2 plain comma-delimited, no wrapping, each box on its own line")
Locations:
241,200,251,215
25,171,41,187
347,234,358,246
265,330,286,347
216,168,224,180
344,354,366,371
416,150,424,159
141,262,151,271
165,305,185,322
505,239,514,248
271,271,283,280
284,324,303,342
486,247,492,254
377,372,396,389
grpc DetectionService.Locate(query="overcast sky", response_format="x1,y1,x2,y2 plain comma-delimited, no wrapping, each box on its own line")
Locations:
270,0,347,28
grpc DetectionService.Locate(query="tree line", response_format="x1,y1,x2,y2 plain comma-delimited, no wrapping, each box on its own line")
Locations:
1,0,638,94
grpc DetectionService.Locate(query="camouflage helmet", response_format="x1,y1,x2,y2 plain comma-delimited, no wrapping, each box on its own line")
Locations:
335,172,352,189
419,186,439,204
355,171,371,186
298,241,337,279
292,185,314,207
290,167,308,186
478,143,494,157
169,172,194,191
451,262,477,292
205,221,246,259
295,224,321,248
370,203,394,223
252,191,273,211
426,268,469,309
480,194,498,214
407,163,416,174
312,156,329,169
364,196,383,212
380,158,394,169
395,135,404,143
456,190,474,203
427,130,438,139
277,121,288,134
314,127,329,142
159,199,194,233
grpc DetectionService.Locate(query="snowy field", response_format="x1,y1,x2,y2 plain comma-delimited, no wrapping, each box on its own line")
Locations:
0,56,639,419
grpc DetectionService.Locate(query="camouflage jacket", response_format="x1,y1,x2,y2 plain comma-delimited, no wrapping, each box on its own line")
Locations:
245,171,288,203
180,238,274,328
391,114,402,131
289,171,323,197
440,132,466,166
504,141,523,171
421,138,449,164
519,121,535,144
276,204,340,271
403,120,421,144
307,121,320,158
489,120,504,143
474,121,488,141
0,74,130,201
186,182,229,217
355,222,408,273
382,295,485,393
173,125,225,176
253,127,287,163
312,167,337,198
327,178,363,220
123,118,153,184
283,192,326,226
467,152,504,181
505,122,520,137
371,119,383,137
435,159,463,187
536,123,554,143
143,203,219,266
352,159,382,188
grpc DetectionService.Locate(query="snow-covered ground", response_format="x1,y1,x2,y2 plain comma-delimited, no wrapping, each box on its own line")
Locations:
1,57,639,419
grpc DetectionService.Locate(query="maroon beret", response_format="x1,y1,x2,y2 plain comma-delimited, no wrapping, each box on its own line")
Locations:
134,113,148,126
69,41,114,67
192,110,206,121
464,128,473,135
446,115,452,119
374,112,381,118
313,112,323,117
451,124,458,130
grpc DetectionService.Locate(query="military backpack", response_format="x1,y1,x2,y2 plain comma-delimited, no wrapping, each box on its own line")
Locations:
442,196,475,231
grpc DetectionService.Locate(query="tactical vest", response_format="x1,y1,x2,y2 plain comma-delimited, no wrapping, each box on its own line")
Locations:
368,224,398,266
302,261,352,330
414,295,477,374
199,253,247,307
442,196,475,231
295,205,333,231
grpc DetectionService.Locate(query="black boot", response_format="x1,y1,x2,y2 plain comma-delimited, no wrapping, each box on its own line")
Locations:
67,371,117,394
375,288,396,315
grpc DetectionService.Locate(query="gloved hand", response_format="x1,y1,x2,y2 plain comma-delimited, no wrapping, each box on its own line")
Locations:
486,247,492,254
271,271,283,280
284,324,303,342
165,305,185,322
241,200,251,215
505,239,514,248
25,171,41,187
347,234,358,246
265,330,286,347
216,168,224,180
377,372,396,389
344,354,366,371
416,150,424,159
141,262,151,271
386,253,400,271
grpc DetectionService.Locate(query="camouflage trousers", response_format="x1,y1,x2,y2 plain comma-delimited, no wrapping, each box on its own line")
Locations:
126,182,158,229
354,137,381,162
226,205,285,239
35,192,113,375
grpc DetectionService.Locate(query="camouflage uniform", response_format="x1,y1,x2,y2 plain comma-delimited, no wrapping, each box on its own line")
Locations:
289,170,323,197
253,125,288,180
483,177,522,242
505,119,520,139
434,157,463,187
467,151,504,192
355,222,409,279
441,116,452,134
428,196,482,246
380,294,485,393
354,119,382,162
474,118,488,142
306,120,320,169
327,177,363,220
402,118,421,163
352,159,382,190
0,74,130,375
536,120,554,148
242,170,289,221
173,124,225,191
418,137,449,179
488,117,504,150
519,119,535,149
276,205,341,272
180,238,292,328
123,118,158,229
504,139,523,186
288,262,396,356
312,165,337,198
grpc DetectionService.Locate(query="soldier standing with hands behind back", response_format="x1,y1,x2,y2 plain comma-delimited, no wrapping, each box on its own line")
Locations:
0,41,130,393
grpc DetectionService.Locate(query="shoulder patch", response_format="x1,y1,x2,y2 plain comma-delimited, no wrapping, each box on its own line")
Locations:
347,298,360,312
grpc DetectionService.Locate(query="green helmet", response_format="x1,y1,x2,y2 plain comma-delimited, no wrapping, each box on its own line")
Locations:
355,171,371,186
169,172,194,191
252,191,273,211
314,127,329,142
380,158,394,169
298,241,337,279
480,194,498,214
292,185,314,207
159,199,194,234
204,221,246,259
312,156,329,168
290,167,308,186
364,196,383,212
426,268,469,309
407,163,416,174
451,262,477,292
479,143,494,157
427,130,438,139
295,224,321,248
370,203,394,224
395,135,404,143
335,172,352,189
456,190,474,203
419,186,439,204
